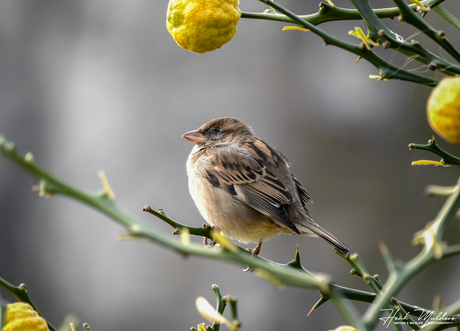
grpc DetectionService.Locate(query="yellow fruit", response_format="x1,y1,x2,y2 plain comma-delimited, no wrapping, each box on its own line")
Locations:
166,0,241,53
427,76,460,143
2,302,49,331
330,326,358,331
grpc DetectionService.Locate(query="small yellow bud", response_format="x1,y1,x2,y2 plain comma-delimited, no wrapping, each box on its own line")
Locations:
348,27,380,50
408,0,430,12
411,160,450,167
369,75,389,82
282,26,310,32
98,171,115,200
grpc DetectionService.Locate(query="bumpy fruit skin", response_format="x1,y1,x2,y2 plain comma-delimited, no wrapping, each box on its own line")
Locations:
427,76,460,144
166,0,241,53
2,302,49,331
332,327,358,331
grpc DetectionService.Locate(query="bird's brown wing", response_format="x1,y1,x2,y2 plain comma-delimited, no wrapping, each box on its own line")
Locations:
291,175,313,217
205,143,300,234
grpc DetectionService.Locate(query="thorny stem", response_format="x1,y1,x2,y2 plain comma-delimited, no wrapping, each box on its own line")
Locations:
2,132,460,330
350,0,460,76
244,0,460,82
0,133,326,289
363,177,460,329
242,1,426,25
409,137,460,167
393,0,460,63
257,0,440,86
211,285,227,331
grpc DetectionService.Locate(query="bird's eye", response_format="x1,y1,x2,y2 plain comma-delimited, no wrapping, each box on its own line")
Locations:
210,128,220,135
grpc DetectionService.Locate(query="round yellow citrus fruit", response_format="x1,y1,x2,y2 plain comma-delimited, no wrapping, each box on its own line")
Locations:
427,76,460,143
2,302,49,331
166,0,241,53
331,327,358,331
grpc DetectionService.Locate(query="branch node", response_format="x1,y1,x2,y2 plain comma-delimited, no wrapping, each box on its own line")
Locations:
24,152,35,164
142,204,152,212
428,62,438,71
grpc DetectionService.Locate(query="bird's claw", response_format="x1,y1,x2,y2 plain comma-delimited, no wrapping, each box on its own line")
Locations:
202,224,218,248
243,241,262,272
203,237,217,248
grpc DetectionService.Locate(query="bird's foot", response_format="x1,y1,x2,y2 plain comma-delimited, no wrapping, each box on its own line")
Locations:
202,224,217,248
202,237,217,247
243,241,262,272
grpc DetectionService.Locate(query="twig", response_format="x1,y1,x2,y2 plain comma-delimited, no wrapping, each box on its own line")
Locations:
363,176,460,329
0,134,327,291
409,137,460,167
257,0,439,86
393,0,460,63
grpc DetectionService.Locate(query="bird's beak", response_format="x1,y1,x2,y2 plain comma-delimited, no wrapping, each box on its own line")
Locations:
182,130,206,144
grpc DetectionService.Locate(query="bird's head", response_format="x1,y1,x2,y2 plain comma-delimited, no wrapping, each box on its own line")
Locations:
182,117,255,147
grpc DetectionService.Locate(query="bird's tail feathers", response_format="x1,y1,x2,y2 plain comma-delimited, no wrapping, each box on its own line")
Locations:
296,222,350,255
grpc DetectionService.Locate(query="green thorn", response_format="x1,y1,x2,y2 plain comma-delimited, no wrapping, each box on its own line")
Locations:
308,297,329,316
379,241,397,274
287,244,303,269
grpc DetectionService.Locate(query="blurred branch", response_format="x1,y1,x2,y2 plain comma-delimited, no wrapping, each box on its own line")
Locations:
191,284,239,331
431,4,460,31
363,176,460,329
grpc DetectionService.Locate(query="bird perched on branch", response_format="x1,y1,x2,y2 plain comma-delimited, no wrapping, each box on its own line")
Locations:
183,117,349,257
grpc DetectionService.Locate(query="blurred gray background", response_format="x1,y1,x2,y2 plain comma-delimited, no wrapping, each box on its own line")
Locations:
1,0,460,330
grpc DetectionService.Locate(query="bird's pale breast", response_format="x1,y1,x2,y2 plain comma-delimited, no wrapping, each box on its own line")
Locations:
186,147,293,243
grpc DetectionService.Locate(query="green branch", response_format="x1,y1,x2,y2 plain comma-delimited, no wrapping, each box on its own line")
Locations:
409,137,460,166
0,134,328,291
242,1,424,25
257,0,439,86
143,205,213,239
350,0,460,76
192,285,240,331
363,176,460,329
3,132,460,330
393,0,460,63
243,0,459,81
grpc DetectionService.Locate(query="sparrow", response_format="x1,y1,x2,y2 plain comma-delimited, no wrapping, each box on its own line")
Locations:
183,117,349,256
